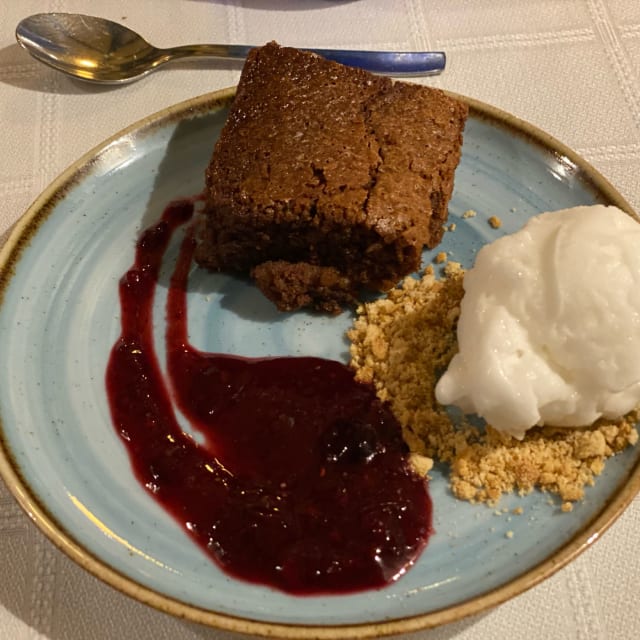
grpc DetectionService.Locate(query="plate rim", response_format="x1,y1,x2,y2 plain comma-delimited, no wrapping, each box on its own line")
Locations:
0,85,638,639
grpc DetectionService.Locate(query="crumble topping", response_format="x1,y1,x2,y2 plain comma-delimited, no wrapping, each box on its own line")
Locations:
348,264,639,505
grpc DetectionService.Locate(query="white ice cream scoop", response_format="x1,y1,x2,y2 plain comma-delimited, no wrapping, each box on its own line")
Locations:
436,205,640,439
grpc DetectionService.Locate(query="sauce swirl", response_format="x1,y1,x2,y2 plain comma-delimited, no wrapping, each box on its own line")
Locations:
106,200,432,594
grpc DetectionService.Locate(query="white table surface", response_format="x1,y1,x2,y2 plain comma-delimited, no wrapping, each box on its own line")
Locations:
1,1,639,639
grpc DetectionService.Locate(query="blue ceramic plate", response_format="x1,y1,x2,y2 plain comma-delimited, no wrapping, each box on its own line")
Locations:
1,87,639,638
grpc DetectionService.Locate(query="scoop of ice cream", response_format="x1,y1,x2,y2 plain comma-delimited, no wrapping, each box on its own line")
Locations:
435,205,640,439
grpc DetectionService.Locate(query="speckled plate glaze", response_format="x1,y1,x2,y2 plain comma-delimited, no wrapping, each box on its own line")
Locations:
1,87,639,638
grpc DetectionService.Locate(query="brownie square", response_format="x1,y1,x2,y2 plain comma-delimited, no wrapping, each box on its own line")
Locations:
195,42,467,313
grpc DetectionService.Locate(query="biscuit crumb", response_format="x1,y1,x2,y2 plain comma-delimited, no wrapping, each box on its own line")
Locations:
448,223,457,232
348,266,639,506
561,502,574,513
512,507,524,515
462,209,477,219
435,251,447,264
505,530,514,539
409,452,433,476
488,215,502,228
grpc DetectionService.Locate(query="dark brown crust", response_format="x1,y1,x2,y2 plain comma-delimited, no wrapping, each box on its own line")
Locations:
195,42,468,312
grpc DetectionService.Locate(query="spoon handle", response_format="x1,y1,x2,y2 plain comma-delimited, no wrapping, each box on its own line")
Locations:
164,44,446,77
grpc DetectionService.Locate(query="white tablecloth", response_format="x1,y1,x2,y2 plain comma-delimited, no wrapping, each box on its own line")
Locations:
1,1,639,638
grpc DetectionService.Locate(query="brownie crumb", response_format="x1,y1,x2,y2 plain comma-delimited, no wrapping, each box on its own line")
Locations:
348,265,639,505
252,261,357,315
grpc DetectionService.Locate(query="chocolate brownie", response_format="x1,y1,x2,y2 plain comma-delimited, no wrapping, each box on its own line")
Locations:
195,42,468,313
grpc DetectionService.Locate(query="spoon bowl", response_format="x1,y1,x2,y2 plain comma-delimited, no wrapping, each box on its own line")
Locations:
15,13,446,84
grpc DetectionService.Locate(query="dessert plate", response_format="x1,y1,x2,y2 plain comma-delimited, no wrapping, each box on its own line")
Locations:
1,87,639,638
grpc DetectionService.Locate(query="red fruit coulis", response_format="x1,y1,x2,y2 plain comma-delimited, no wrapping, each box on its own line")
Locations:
105,199,432,594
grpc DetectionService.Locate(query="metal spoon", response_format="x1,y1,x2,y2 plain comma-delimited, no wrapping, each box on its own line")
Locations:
15,13,446,84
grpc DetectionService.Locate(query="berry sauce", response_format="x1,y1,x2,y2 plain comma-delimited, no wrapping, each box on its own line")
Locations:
105,199,432,595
